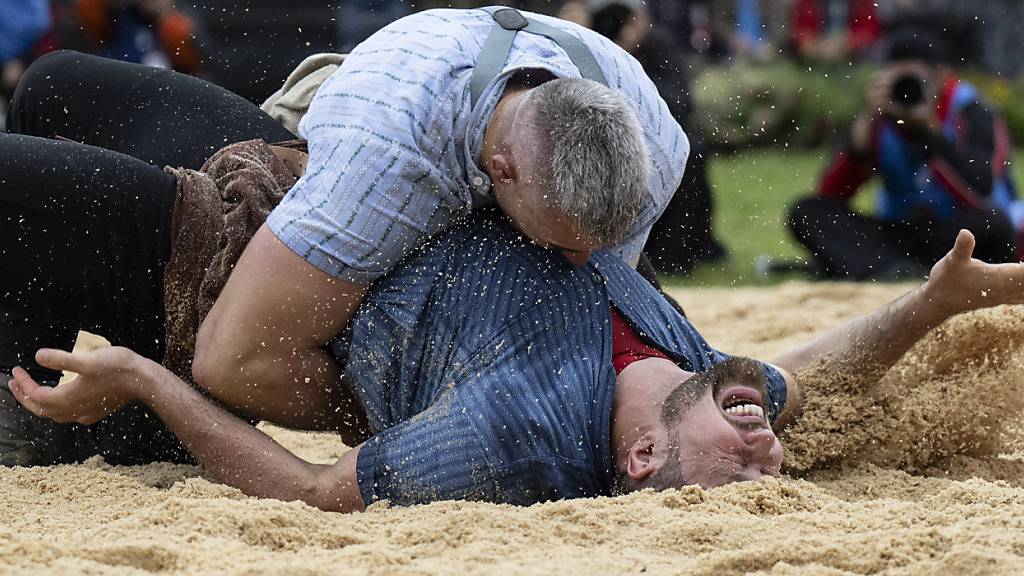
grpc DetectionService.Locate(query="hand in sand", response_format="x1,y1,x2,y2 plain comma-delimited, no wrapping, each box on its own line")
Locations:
8,347,148,425
925,230,1024,316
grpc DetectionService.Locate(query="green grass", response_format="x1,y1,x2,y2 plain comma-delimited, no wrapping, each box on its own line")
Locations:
668,149,1024,287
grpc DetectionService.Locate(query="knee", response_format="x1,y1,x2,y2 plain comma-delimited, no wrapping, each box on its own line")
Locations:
8,51,85,131
786,196,825,237
13,51,82,97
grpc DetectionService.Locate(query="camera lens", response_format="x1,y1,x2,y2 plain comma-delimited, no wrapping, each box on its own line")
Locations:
891,74,924,107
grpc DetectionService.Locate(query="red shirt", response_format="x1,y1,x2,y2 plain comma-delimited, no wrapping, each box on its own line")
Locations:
611,307,669,374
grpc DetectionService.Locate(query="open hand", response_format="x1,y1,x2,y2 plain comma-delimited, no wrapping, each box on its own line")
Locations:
925,230,1024,316
8,346,148,425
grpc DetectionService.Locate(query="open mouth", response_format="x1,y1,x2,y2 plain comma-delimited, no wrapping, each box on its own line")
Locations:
718,385,766,422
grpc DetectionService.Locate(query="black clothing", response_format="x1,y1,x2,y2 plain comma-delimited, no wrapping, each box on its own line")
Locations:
788,196,1017,280
1,51,291,465
0,51,682,466
633,28,725,274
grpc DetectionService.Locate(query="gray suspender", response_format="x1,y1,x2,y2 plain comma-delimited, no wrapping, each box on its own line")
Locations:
468,6,608,108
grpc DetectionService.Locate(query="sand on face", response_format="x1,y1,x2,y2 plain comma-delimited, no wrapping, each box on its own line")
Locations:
4,282,1024,575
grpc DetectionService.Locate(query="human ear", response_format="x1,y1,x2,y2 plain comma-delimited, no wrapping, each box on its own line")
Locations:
488,154,515,185
625,430,658,482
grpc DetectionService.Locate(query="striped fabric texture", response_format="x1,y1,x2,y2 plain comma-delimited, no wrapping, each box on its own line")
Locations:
266,7,688,284
344,212,786,507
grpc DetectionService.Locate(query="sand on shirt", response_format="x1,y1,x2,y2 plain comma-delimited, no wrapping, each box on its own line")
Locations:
4,282,1024,575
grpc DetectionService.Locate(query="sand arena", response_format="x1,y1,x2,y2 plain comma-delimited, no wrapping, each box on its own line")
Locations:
4,281,1024,575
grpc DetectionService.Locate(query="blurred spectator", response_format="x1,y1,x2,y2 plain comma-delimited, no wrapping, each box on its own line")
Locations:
879,0,1023,79
0,0,50,64
584,0,726,273
791,0,882,62
1,0,51,127
787,28,1019,280
336,0,411,52
75,0,208,75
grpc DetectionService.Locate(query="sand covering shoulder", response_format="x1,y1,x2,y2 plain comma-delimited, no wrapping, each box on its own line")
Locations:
6,283,1024,574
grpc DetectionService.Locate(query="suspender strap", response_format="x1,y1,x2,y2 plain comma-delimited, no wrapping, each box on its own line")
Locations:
469,6,609,108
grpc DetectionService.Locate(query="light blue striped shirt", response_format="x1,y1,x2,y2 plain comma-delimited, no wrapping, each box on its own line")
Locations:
266,7,688,284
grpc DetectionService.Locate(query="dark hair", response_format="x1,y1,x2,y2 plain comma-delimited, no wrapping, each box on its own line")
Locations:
885,29,947,64
591,4,632,42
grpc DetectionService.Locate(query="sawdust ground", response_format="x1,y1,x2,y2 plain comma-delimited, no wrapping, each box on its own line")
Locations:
4,282,1024,575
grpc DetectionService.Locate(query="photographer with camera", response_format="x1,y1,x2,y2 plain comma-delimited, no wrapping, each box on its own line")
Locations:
787,28,1019,280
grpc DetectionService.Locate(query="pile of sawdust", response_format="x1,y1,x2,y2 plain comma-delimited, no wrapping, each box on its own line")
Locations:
4,282,1024,575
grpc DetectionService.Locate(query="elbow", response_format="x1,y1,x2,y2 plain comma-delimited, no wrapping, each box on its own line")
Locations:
191,317,252,398
299,469,362,514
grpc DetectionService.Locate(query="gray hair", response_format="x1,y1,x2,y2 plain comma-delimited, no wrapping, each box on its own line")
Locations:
520,78,649,246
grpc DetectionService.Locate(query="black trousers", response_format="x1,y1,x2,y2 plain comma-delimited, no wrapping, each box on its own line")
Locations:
788,196,1018,280
642,138,724,275
1,51,292,464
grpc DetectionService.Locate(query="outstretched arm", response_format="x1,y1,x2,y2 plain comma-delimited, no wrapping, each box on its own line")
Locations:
773,230,1024,417
8,347,365,513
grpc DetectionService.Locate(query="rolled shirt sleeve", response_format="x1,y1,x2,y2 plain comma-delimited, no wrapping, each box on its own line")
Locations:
267,131,463,284
266,8,690,280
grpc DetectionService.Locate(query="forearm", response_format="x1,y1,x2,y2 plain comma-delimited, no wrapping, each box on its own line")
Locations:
192,225,369,431
197,333,350,431
135,358,363,511
773,284,949,378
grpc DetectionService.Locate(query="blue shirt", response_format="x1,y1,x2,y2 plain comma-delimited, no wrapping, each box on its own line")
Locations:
0,0,50,63
344,212,787,507
266,7,688,284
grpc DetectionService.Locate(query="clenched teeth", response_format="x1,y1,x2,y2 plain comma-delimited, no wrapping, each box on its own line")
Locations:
724,403,765,419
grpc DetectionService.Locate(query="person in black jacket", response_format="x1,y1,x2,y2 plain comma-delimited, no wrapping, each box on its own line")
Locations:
585,0,727,274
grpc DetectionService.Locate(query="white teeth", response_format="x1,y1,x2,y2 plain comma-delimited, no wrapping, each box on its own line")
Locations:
725,403,765,419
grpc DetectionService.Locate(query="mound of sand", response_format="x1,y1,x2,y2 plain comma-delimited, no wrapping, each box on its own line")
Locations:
5,282,1024,575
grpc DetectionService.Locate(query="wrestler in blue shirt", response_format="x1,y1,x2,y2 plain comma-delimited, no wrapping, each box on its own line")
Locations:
12,213,1021,511
342,212,787,505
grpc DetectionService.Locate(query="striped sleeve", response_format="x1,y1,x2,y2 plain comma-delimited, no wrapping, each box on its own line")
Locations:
266,129,462,284
760,363,788,425
355,396,496,506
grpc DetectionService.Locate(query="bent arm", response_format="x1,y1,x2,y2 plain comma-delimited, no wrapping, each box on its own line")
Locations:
192,225,369,432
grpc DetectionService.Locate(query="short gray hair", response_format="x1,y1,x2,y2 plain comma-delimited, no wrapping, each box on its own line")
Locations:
521,78,649,246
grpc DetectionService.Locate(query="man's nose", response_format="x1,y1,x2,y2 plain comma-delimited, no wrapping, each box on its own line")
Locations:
562,250,592,266
743,428,783,468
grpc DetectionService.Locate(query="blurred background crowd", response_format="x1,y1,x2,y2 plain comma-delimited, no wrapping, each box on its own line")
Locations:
2,0,1022,285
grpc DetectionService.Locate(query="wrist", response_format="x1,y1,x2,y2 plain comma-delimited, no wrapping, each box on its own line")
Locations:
918,280,963,325
127,355,163,402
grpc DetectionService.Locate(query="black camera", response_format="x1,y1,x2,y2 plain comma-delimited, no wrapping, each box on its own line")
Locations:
890,74,925,108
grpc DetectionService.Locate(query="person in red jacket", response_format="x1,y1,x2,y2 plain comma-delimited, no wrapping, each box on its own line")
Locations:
787,29,1018,280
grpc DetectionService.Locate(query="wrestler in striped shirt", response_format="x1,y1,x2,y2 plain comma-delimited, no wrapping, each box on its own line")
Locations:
267,7,687,282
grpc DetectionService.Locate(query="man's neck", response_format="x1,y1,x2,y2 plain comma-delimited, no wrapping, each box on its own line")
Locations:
480,82,532,173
